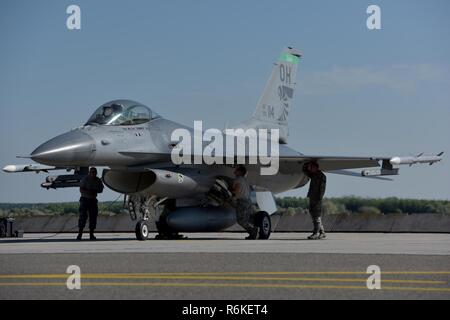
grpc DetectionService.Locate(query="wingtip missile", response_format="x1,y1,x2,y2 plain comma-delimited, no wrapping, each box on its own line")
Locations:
2,164,58,173
389,152,443,166
3,165,23,173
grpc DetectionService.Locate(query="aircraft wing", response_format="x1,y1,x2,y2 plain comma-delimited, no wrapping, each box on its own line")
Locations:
279,154,380,171
278,152,443,177
122,151,442,178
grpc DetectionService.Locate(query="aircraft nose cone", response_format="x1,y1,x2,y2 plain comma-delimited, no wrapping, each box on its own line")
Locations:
31,131,96,166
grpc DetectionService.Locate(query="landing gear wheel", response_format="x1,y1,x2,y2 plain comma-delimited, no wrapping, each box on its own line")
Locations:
135,220,149,241
255,211,271,240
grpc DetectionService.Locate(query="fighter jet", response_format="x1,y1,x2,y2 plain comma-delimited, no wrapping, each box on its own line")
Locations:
3,47,443,240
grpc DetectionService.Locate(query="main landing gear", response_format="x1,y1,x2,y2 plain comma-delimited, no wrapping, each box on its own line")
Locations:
128,194,154,241
254,211,271,240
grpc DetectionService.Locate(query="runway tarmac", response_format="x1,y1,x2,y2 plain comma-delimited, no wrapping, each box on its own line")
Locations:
0,232,449,299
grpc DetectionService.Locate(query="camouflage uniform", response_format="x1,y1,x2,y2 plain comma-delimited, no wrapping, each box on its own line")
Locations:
306,170,327,234
233,176,258,237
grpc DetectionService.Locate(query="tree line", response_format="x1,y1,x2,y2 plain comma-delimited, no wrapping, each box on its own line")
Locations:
0,202,124,217
1,196,449,217
276,196,450,215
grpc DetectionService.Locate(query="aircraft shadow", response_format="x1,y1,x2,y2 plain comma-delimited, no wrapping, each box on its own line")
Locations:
1,235,311,243
0,237,136,244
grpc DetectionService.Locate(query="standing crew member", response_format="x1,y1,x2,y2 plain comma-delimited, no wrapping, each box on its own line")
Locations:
230,165,259,240
77,167,104,240
304,162,327,240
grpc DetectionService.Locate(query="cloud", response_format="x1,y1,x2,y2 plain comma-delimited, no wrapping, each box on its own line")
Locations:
298,64,448,95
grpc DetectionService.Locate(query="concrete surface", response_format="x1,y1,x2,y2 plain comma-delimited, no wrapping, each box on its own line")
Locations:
0,233,449,299
1,232,449,255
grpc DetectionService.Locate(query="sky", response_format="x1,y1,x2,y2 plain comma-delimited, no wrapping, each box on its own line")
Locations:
0,0,449,203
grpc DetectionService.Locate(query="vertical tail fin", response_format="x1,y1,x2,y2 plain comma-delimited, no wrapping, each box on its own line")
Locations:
232,47,302,144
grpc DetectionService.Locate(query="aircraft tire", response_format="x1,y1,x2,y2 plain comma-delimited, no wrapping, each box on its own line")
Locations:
255,211,271,240
135,220,149,241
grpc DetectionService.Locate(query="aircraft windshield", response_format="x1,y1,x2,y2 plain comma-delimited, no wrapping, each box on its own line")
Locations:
86,101,160,126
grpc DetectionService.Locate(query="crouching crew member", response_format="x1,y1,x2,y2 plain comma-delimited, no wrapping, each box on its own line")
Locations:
231,165,259,240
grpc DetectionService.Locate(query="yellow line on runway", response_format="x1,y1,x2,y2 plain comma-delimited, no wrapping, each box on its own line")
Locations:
0,274,445,285
1,271,450,277
0,282,450,293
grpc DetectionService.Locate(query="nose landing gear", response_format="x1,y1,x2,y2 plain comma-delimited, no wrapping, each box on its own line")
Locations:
128,194,156,241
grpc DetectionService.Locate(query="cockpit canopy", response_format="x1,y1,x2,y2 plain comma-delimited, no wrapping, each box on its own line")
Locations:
86,100,160,126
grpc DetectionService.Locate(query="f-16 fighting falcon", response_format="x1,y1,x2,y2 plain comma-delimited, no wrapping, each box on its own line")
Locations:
3,47,443,240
